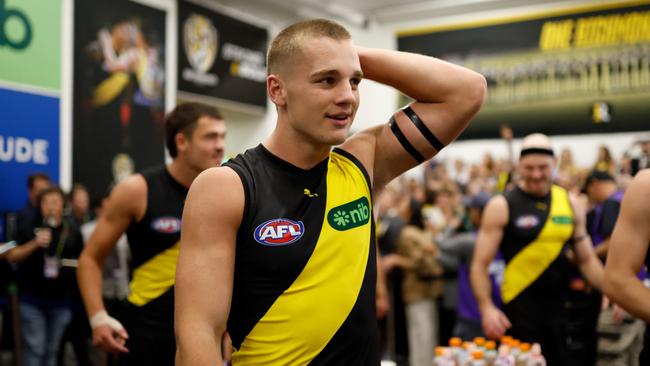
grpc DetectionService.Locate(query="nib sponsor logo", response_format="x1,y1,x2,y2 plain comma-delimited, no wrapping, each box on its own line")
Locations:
328,197,370,231
254,218,304,246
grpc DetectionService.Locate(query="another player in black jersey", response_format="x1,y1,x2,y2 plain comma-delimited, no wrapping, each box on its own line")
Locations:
175,19,486,365
77,102,226,365
604,169,650,363
471,133,604,366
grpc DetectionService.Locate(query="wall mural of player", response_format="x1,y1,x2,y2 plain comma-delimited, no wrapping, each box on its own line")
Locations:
73,0,166,199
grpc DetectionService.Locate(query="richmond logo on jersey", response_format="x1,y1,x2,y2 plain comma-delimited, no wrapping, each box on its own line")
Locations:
254,218,305,246
151,217,182,234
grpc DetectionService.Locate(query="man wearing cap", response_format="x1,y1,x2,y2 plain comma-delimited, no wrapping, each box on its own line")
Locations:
583,170,623,260
564,170,623,365
471,133,604,366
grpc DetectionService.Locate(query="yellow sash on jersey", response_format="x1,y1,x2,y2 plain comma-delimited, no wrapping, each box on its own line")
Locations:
232,151,372,365
501,185,574,304
128,242,179,306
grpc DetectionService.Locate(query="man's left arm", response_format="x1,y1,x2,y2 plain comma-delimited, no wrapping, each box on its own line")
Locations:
570,195,604,290
341,47,486,193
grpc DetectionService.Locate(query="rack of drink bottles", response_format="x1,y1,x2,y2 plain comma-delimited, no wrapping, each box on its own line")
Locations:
432,336,546,366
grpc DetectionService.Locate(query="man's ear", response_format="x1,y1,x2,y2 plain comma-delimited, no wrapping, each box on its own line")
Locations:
175,132,188,154
267,74,286,107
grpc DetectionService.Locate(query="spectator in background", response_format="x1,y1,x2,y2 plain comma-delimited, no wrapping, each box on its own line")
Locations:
564,170,622,366
426,187,464,345
450,158,470,190
581,170,645,365
5,186,84,366
496,124,515,193
438,191,503,341
593,145,617,177
376,186,409,364
558,147,578,179
395,197,443,366
630,138,650,176
16,173,52,239
68,184,93,228
618,153,634,190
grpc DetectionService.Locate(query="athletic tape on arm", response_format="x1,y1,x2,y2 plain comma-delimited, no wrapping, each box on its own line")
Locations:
402,106,445,151
89,310,125,331
389,117,425,163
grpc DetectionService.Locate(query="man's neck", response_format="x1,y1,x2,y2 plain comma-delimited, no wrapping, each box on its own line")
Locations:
166,159,199,189
263,127,332,170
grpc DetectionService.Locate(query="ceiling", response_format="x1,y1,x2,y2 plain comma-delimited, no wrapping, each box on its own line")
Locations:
212,0,586,28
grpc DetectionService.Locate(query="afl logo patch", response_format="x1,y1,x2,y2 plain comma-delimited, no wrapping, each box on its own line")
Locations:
254,218,304,246
515,215,540,229
151,217,181,234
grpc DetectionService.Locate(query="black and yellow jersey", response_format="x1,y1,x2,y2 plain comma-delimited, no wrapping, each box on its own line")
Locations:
125,166,187,335
500,185,574,305
224,145,379,365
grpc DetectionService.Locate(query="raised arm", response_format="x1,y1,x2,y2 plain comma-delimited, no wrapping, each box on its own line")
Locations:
342,47,486,192
603,170,650,321
175,167,243,365
568,194,604,291
4,229,51,263
470,195,511,339
77,175,145,353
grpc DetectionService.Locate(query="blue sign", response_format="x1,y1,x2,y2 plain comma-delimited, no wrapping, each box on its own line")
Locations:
0,87,59,212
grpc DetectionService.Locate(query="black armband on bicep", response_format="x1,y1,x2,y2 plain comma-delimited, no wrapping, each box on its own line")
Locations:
402,106,445,151
389,117,425,163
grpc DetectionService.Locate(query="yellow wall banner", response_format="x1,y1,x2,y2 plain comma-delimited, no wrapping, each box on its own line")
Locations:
398,1,650,139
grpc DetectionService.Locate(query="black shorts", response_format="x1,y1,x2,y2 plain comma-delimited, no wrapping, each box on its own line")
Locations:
117,333,176,366
504,297,568,366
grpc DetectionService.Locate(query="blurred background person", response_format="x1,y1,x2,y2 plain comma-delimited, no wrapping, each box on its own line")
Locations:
593,145,617,177
68,184,93,228
395,196,443,366
16,173,52,241
376,185,409,364
438,191,503,341
5,186,84,366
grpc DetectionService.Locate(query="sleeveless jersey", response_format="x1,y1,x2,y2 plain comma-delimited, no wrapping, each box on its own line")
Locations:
500,185,574,305
225,145,379,365
125,165,187,335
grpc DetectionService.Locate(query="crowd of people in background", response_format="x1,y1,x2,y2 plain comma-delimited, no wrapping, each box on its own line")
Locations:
0,134,649,365
376,135,650,366
0,175,130,366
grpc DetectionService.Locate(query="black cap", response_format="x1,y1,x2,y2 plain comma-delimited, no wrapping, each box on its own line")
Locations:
582,170,615,192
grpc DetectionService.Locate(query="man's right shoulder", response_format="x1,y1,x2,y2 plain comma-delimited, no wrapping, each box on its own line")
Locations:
193,166,243,193
484,194,509,225
108,174,149,217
